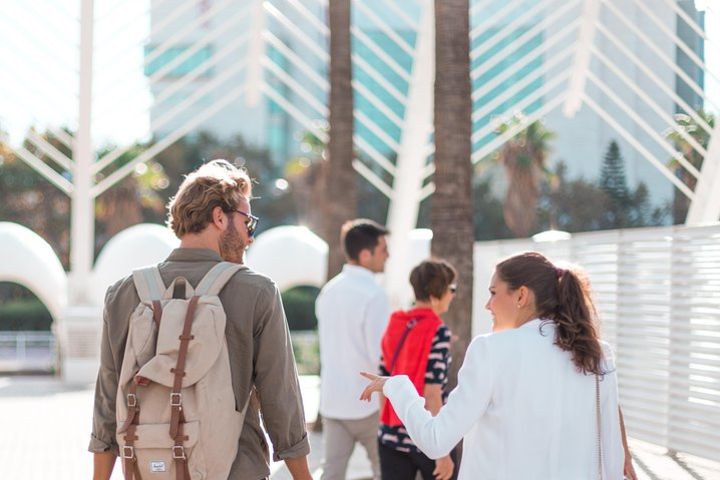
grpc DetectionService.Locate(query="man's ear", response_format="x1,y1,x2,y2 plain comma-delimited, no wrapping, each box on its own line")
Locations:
211,206,227,230
357,248,371,267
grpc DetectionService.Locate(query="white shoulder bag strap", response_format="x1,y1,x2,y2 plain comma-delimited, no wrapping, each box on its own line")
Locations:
596,374,603,480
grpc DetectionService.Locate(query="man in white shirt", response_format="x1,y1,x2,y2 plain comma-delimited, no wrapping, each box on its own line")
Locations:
316,219,390,480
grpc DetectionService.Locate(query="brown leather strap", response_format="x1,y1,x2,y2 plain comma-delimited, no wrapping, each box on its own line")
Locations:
172,410,191,480
169,296,199,440
123,382,142,480
152,300,162,327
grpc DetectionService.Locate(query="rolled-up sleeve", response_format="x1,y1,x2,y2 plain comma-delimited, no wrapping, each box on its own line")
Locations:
253,284,310,461
88,289,120,455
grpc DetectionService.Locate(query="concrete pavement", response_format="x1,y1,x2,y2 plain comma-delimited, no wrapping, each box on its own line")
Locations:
0,375,717,480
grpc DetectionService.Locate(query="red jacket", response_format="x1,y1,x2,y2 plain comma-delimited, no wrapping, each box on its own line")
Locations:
380,307,442,426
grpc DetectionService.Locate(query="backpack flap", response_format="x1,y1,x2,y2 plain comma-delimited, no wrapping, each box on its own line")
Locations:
136,297,226,388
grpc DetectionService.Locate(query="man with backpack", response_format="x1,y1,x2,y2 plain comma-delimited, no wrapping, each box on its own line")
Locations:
89,160,311,480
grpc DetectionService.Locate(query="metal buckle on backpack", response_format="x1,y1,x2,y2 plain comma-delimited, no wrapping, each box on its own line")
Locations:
126,393,137,408
170,392,182,407
122,446,135,459
172,446,186,459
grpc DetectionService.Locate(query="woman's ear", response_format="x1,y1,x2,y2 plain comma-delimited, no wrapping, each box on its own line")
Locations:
517,286,528,308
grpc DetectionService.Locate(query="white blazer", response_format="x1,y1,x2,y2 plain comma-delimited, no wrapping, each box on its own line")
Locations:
383,318,624,480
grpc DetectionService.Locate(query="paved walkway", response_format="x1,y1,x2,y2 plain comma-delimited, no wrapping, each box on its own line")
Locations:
0,375,717,479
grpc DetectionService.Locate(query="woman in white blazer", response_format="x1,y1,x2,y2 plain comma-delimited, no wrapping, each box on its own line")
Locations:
361,252,625,479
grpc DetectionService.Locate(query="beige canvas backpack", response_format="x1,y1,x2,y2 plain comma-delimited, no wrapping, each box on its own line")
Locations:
116,262,249,480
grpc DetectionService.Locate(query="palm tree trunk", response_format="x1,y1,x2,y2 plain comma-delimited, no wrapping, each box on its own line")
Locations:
431,0,473,390
314,0,356,433
323,0,357,280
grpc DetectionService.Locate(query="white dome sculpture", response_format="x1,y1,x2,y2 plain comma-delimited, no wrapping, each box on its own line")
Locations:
92,223,179,305
0,222,67,321
247,226,328,291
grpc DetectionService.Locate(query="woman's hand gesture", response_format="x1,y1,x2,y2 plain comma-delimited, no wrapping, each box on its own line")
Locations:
359,372,389,402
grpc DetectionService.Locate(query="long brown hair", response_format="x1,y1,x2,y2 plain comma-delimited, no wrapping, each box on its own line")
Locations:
495,252,605,375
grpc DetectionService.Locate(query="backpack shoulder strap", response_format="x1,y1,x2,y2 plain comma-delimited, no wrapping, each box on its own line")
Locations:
195,262,245,297
132,266,166,303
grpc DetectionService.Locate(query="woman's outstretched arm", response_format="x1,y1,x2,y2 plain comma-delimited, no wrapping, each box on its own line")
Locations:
361,335,493,459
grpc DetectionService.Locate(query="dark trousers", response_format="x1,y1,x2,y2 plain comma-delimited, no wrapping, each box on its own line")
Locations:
379,441,458,480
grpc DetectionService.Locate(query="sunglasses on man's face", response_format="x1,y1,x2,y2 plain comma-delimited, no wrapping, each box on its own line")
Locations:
235,210,259,237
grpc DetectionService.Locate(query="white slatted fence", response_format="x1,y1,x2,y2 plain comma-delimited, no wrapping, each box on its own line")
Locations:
472,224,720,461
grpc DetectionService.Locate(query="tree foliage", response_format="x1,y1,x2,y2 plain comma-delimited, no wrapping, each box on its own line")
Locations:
664,110,715,223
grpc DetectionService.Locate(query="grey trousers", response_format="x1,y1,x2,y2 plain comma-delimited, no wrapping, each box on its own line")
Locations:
321,413,381,480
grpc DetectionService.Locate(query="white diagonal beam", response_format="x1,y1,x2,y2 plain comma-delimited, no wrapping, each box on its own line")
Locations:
264,31,328,91
470,0,528,42
354,136,397,176
356,111,401,153
470,0,495,18
151,60,247,134
595,22,714,137
352,54,408,105
472,69,572,145
262,83,328,143
261,72,398,176
8,145,74,195
355,0,415,56
351,27,412,83
470,0,580,81
586,71,699,180
582,93,695,199
472,46,574,126
563,0,600,117
146,4,249,85
92,84,247,198
686,123,720,225
471,0,557,59
387,0,419,30
93,33,251,174
352,159,393,198
26,130,74,172
631,0,720,88
264,2,328,61
142,0,235,70
591,46,707,161
471,92,568,164
601,0,719,113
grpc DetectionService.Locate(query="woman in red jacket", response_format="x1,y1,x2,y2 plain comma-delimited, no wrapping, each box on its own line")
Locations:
377,259,458,480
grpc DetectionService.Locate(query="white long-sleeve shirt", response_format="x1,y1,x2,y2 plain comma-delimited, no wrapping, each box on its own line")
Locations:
317,264,390,419
384,319,624,480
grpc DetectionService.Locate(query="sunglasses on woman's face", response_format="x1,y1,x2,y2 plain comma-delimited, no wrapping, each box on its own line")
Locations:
235,210,259,237
449,284,458,294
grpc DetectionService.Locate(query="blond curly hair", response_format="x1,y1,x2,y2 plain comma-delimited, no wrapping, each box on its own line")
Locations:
167,160,252,237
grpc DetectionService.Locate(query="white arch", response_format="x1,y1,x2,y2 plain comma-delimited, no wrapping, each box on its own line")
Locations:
91,223,179,306
246,226,328,292
0,222,67,321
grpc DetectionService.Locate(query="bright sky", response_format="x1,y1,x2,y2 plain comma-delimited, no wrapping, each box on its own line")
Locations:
0,0,718,149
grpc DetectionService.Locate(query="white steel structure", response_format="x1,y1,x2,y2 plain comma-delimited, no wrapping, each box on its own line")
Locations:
0,0,718,462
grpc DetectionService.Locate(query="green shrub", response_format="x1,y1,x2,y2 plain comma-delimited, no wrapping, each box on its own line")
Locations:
281,286,320,331
0,299,53,331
